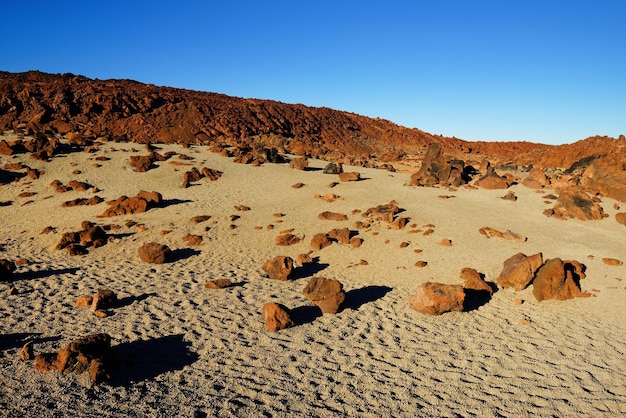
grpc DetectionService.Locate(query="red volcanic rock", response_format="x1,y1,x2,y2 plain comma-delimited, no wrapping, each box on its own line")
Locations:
0,259,17,281
204,278,233,289
261,302,295,332
532,258,590,301
460,268,493,295
522,167,550,189
328,228,351,245
201,167,221,181
302,277,345,314
34,333,112,383
182,167,203,188
616,212,626,226
261,256,294,281
548,189,606,221
476,163,510,189
75,295,93,307
409,282,465,315
579,154,626,203
497,252,543,291
409,143,466,187
389,217,409,230
318,211,348,221
297,253,313,264
91,289,117,311
100,191,162,217
602,258,623,266
311,233,332,250
183,234,203,246
289,157,309,170
62,196,103,207
362,201,399,223
138,242,171,264
275,234,301,246
80,225,108,248
129,155,156,172
479,227,526,242
349,237,363,248
190,215,211,223
67,180,93,191
339,172,360,182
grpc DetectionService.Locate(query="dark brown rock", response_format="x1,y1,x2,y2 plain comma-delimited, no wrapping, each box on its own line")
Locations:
261,256,294,281
183,234,203,246
0,259,17,281
328,228,351,245
275,234,301,246
138,242,171,264
409,143,466,187
129,155,156,172
302,277,346,314
362,202,399,223
261,302,295,332
323,162,343,174
476,162,510,189
19,341,34,361
409,282,465,315
204,279,233,289
497,252,543,291
549,189,606,221
91,289,117,311
289,157,308,170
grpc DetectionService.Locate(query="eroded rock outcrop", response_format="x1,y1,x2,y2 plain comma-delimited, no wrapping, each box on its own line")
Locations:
99,190,163,217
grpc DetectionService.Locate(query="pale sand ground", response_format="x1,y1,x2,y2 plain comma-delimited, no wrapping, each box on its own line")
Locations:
0,137,625,417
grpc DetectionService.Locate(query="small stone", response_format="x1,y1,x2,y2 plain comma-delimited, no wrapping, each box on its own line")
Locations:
514,298,524,305
75,296,93,307
204,279,233,289
415,261,427,268
19,342,34,361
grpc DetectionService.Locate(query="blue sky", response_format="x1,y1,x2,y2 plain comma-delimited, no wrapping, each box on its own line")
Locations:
2,1,624,145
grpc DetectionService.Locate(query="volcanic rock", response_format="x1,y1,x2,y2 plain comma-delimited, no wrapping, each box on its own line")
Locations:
261,302,295,332
522,167,550,189
129,155,156,172
339,172,360,182
479,227,527,242
579,154,626,203
497,252,543,291
532,258,590,301
302,277,345,314
602,258,623,266
138,242,171,264
409,143,466,187
0,259,17,281
476,162,510,189
204,279,233,289
19,341,34,361
289,157,308,170
183,234,203,246
323,162,343,174
297,253,313,264
616,212,626,226
328,228,351,245
91,289,117,311
275,234,301,246
409,282,466,315
460,268,493,295
182,167,203,188
362,202,399,223
311,233,332,250
261,256,294,281
318,211,348,221
100,190,163,217
547,189,606,221
34,333,112,383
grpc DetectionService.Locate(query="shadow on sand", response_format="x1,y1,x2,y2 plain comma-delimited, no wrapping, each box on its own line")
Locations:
12,267,81,281
0,333,62,352
110,334,199,386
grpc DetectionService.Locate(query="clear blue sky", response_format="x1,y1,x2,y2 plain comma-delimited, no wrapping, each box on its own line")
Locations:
2,1,625,145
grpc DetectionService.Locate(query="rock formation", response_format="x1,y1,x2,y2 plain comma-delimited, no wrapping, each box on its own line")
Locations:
138,242,171,264
409,282,465,315
532,258,590,301
261,256,294,281
497,252,543,291
302,277,345,314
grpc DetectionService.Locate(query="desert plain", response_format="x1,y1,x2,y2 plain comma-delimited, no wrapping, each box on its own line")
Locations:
0,131,625,417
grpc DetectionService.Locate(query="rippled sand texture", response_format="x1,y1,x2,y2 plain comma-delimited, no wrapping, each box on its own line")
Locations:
1,139,625,417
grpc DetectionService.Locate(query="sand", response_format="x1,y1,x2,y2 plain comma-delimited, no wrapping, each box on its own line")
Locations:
1,136,625,417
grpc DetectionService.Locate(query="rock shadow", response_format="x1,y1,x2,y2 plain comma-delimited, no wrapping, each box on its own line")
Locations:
109,334,199,386
12,267,81,281
463,282,498,312
169,248,201,262
290,305,323,326
160,198,194,209
342,285,393,311
303,167,323,172
0,333,61,352
291,262,329,280
0,201,12,207
116,292,156,308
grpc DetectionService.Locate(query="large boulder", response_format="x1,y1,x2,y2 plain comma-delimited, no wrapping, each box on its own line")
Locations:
579,155,626,203
476,162,511,189
289,157,308,170
497,252,543,291
409,143,466,187
409,282,465,315
323,162,343,174
362,201,399,223
522,167,550,189
311,233,332,250
91,289,117,311
261,256,294,281
138,242,171,264
302,277,345,314
546,189,606,221
318,211,348,221
261,302,295,332
460,268,493,295
532,258,590,301
34,333,112,383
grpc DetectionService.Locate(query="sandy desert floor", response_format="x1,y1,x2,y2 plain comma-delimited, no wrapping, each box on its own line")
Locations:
0,136,625,417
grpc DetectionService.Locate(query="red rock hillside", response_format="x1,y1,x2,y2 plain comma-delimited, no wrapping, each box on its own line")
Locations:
0,71,624,171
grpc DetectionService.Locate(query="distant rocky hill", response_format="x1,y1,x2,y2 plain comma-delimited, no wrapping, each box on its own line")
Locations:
0,70,623,170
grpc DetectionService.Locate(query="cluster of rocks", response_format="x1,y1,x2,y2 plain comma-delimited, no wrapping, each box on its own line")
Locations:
0,131,60,161
182,166,221,188
99,190,163,217
129,150,169,172
55,222,109,256
543,189,606,221
497,252,590,301
32,333,113,383
260,255,346,331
